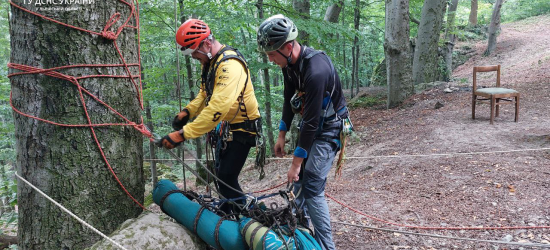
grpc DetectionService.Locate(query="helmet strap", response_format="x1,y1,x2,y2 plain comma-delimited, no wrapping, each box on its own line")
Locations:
276,41,294,65
196,39,213,60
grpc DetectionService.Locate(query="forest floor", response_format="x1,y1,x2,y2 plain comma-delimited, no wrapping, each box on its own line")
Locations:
239,14,550,250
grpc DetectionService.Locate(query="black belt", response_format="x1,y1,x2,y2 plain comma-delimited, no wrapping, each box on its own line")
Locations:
229,118,262,132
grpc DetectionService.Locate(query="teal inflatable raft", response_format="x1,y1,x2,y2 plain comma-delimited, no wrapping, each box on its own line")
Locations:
153,179,321,250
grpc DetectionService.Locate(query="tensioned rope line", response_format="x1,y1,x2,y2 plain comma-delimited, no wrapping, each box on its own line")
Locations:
249,180,550,231
332,221,550,248
8,0,150,210
15,173,128,250
143,146,550,162
325,193,550,231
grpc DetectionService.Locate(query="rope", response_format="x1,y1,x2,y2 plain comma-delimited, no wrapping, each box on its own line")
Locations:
332,221,550,248
343,147,550,159
163,146,249,198
15,173,129,250
325,193,550,231
8,0,149,210
252,181,288,194
143,145,550,162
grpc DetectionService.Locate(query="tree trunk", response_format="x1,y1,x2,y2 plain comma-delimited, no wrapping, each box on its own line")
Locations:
342,7,349,90
142,58,157,187
351,0,360,98
484,0,504,56
443,0,460,81
412,0,447,85
257,0,275,157
9,1,144,249
385,0,414,109
293,0,310,45
145,101,157,186
324,0,345,23
179,2,203,178
469,0,478,26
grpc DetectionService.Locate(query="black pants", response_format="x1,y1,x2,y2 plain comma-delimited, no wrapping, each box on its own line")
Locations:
216,131,256,214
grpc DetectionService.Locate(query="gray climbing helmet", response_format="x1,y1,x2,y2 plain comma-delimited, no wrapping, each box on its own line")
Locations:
257,14,298,52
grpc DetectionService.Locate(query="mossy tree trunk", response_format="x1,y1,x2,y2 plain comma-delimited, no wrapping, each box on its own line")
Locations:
412,0,446,85
443,0,460,81
484,0,504,56
469,0,478,26
9,1,144,249
257,0,276,157
293,0,310,45
385,0,413,108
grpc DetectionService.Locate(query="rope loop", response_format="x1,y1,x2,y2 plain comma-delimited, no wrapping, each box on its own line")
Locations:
101,13,122,40
8,0,146,210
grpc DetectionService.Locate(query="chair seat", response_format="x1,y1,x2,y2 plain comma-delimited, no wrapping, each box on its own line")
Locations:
475,87,518,95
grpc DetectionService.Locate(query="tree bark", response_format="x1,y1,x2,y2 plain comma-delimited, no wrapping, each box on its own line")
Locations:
385,0,414,109
324,0,345,23
484,0,504,56
351,0,360,98
145,101,157,186
293,0,310,45
443,0,460,81
412,0,447,85
142,58,157,187
178,2,203,178
257,0,275,157
469,0,478,26
10,1,144,249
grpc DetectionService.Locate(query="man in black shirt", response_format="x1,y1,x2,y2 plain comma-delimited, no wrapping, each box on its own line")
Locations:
257,14,349,250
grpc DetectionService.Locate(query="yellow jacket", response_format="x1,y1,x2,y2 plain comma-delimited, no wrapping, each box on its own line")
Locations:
182,47,260,140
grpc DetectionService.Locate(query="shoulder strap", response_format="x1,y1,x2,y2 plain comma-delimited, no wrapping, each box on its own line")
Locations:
205,46,249,98
205,46,252,121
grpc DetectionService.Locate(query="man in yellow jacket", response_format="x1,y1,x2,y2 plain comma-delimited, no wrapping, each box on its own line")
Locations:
158,19,262,213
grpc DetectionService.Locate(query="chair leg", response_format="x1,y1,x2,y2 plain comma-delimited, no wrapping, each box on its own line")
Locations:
490,96,495,125
495,98,500,117
472,95,476,119
515,95,519,122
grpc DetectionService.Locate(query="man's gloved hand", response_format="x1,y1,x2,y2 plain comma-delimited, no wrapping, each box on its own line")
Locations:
172,109,190,131
157,130,185,149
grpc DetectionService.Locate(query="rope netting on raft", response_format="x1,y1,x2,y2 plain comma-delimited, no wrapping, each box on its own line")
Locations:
8,0,152,210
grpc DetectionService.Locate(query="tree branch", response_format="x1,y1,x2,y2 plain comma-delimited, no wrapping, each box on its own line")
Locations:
409,12,420,25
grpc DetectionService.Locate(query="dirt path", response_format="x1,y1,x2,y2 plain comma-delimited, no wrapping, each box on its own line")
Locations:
241,14,550,249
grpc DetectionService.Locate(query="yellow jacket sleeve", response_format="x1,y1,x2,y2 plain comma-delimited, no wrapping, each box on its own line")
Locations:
182,57,248,139
184,87,206,119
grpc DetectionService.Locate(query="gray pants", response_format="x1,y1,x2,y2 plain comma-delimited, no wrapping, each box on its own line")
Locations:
294,138,339,250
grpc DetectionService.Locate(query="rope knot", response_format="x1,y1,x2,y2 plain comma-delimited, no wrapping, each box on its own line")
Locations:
134,124,152,138
101,13,121,41
101,31,118,40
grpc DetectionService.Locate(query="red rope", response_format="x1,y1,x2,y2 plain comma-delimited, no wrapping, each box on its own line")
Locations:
252,182,550,231
325,193,550,231
8,0,150,210
252,181,287,194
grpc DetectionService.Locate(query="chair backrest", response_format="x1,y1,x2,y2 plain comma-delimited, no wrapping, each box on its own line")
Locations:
473,65,500,91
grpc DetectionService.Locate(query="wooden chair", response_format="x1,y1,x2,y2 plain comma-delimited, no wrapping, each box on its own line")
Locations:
472,65,519,124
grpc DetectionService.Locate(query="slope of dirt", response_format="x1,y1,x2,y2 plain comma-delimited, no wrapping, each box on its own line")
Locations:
239,14,550,250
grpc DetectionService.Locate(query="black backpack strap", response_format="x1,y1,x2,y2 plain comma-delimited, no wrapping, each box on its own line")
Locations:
205,46,252,122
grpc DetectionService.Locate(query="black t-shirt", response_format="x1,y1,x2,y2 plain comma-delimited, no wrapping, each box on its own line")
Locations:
281,45,348,155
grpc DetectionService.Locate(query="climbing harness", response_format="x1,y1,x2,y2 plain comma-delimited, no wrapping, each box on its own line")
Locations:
288,46,354,176
200,45,266,180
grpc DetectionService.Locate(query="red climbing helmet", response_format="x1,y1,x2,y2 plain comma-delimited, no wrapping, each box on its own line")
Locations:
176,19,211,56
